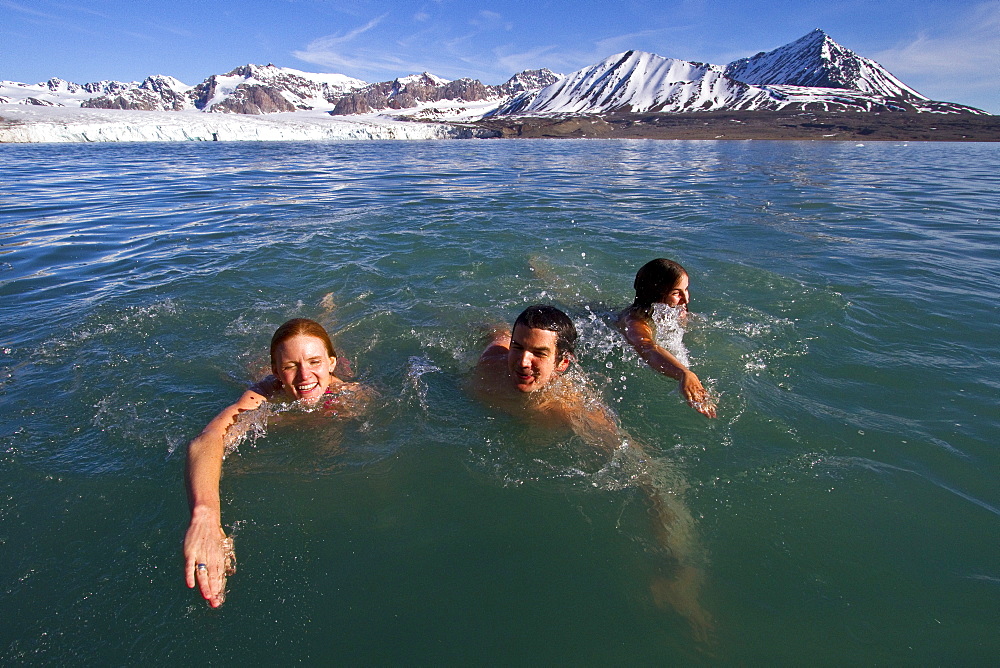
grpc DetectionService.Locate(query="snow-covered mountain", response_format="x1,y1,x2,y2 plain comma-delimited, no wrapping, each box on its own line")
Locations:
0,77,147,107
189,64,366,113
73,65,370,113
725,29,922,98
493,30,986,116
81,75,194,111
0,28,988,144
493,52,764,115
0,66,559,117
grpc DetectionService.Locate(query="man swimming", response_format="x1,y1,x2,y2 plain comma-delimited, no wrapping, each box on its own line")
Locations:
470,304,713,641
470,304,619,442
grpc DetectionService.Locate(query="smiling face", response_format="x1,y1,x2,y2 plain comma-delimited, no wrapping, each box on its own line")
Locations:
507,324,570,393
271,334,336,404
660,273,690,309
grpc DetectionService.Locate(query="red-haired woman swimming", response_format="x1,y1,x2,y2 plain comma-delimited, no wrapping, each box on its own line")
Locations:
183,318,368,607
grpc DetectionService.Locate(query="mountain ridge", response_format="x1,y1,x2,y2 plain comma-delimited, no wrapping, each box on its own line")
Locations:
495,31,985,116
0,30,989,119
724,29,925,98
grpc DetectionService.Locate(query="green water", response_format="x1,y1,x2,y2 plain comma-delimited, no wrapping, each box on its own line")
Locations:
1,140,998,663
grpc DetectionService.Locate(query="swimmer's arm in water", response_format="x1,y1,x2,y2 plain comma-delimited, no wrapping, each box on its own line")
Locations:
619,312,716,418
323,381,377,419
183,386,267,607
574,402,714,639
565,398,626,454
469,327,512,397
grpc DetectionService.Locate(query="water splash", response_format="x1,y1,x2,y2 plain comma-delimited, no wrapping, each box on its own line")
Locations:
406,355,442,413
650,303,691,367
223,403,271,456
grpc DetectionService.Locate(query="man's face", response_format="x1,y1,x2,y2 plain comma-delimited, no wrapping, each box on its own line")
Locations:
507,324,569,393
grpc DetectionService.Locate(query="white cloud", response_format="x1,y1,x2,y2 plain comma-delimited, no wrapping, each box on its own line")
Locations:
493,45,560,75
51,1,109,19
292,15,395,72
593,29,667,56
874,1,1000,105
876,4,1000,74
0,0,61,20
293,11,525,81
470,10,505,28
492,28,676,78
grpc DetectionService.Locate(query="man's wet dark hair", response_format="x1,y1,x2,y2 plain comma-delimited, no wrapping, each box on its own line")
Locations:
631,258,688,315
512,304,578,360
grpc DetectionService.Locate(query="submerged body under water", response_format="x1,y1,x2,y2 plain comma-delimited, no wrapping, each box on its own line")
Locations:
1,140,998,663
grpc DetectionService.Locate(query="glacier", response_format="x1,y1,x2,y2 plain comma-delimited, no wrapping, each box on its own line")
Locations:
0,105,495,143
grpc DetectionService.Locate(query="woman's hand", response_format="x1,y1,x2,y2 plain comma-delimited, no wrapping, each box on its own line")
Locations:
183,510,236,608
182,390,263,607
680,371,717,418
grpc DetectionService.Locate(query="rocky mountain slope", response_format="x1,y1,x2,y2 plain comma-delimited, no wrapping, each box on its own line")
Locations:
328,69,560,115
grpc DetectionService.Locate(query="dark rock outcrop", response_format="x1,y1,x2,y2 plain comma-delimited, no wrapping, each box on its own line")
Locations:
328,69,560,116
332,95,373,115
207,85,298,114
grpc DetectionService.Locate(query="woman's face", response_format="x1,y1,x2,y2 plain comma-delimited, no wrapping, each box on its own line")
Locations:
271,334,336,404
661,273,690,308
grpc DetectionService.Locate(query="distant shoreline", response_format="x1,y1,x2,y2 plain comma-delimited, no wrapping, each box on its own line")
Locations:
472,111,1000,142
3,107,998,143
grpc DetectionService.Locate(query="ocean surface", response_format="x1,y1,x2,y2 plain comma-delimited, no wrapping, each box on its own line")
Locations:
1,139,998,664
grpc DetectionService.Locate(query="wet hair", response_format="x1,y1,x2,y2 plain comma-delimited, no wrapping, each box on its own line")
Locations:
631,258,688,316
269,318,337,363
512,304,578,360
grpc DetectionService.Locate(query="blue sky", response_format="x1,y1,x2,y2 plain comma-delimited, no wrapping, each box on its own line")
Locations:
2,0,998,113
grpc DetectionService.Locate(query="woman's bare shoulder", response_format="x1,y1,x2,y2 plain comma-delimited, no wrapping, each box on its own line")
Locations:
617,306,650,328
249,375,282,399
329,380,369,395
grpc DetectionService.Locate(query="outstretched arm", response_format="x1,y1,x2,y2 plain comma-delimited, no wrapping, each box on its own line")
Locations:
619,314,716,418
183,388,266,607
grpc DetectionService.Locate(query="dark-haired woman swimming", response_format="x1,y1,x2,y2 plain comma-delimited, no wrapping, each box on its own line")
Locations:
618,259,716,418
